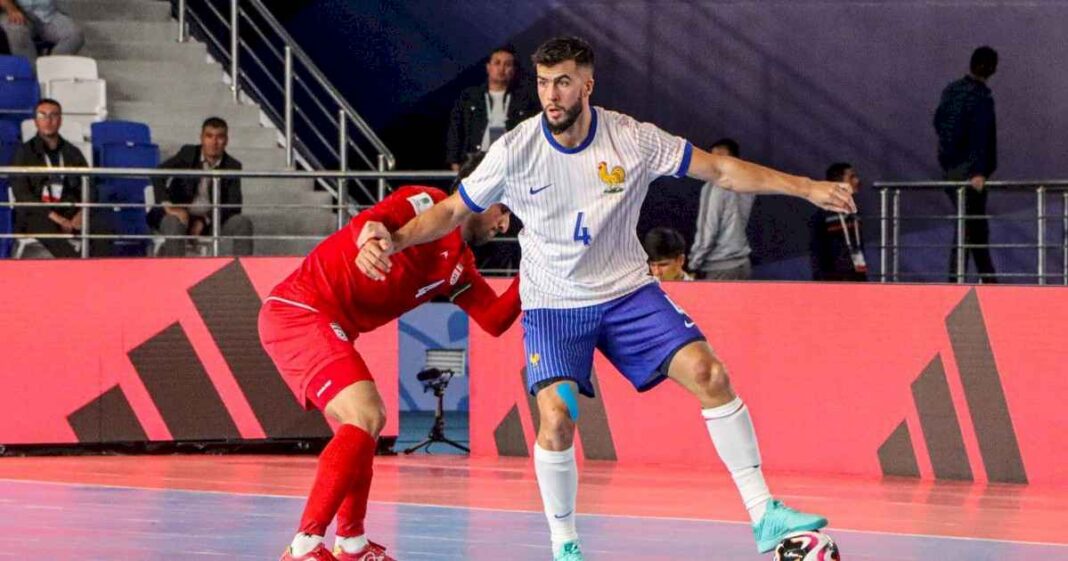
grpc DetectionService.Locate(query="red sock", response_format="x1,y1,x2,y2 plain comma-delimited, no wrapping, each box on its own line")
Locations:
335,459,374,537
298,424,375,536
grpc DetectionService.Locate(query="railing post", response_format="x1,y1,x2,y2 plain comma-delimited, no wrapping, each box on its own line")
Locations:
80,175,90,258
284,46,294,169
880,187,888,283
212,177,221,257
377,154,386,202
956,185,966,284
337,109,348,231
892,188,900,282
177,0,187,43
1063,191,1067,286
230,0,239,101
1037,186,1046,285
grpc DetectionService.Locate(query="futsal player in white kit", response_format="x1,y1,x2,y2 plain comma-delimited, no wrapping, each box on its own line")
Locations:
356,36,856,560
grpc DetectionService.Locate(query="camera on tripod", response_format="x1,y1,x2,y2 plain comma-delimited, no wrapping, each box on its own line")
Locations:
404,349,469,455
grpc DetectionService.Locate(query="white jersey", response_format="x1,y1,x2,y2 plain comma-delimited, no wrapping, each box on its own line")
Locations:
460,107,693,309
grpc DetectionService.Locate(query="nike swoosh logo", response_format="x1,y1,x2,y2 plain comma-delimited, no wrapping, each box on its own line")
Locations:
415,280,445,299
529,183,552,195
684,320,695,328
553,510,573,519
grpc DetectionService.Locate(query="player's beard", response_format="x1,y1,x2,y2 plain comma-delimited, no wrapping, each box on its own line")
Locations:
544,101,583,135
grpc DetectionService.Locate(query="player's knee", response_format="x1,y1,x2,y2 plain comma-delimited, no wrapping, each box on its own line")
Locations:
691,356,732,401
328,396,386,439
536,394,576,450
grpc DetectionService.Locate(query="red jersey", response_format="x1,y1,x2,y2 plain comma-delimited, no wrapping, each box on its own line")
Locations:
270,186,519,338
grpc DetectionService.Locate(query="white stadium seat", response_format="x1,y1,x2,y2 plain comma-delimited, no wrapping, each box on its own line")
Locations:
36,56,108,124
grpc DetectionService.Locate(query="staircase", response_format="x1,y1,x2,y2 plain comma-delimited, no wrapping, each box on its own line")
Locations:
60,0,336,255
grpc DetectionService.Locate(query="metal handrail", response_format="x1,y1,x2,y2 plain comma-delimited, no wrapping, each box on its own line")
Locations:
873,180,1068,286
2,167,455,259
174,0,396,187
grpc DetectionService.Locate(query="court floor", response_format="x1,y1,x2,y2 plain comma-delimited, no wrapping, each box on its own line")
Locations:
0,454,1065,560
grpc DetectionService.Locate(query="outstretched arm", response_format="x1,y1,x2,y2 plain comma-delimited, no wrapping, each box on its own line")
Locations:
453,275,521,337
355,192,474,280
686,148,856,213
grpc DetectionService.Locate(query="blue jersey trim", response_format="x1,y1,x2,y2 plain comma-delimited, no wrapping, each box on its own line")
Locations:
541,107,598,155
458,182,486,213
673,141,694,178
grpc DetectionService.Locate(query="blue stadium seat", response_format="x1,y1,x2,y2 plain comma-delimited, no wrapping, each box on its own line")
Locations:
0,56,40,129
96,140,159,256
90,120,150,148
0,119,21,257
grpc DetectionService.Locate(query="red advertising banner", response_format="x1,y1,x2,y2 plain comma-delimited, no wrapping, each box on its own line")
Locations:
470,281,1068,485
0,259,398,445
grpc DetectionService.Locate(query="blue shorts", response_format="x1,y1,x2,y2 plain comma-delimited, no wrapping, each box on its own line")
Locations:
522,283,705,397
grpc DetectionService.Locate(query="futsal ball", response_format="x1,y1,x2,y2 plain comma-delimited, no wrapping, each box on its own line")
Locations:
773,531,841,561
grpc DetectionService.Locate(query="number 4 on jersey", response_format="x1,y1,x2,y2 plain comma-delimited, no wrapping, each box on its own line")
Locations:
573,212,591,246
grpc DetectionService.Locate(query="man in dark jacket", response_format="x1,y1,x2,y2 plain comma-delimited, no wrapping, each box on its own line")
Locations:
934,46,998,283
11,98,108,257
810,163,867,282
445,45,538,171
150,117,253,256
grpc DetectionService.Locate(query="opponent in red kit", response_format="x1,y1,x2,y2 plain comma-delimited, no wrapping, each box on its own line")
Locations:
259,156,519,561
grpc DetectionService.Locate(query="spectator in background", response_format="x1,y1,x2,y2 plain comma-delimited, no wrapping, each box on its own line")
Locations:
150,117,253,256
11,98,107,257
446,45,539,171
810,162,867,282
644,227,694,281
688,138,755,280
0,0,84,63
934,46,998,283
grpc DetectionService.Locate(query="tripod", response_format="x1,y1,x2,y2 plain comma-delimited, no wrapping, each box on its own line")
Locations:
404,369,469,454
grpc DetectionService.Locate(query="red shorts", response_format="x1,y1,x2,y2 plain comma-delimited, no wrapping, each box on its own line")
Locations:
258,297,373,410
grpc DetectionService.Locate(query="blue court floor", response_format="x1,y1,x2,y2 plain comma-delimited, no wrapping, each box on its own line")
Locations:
1,478,1064,560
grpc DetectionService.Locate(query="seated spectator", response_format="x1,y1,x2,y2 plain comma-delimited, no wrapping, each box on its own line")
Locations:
149,117,253,256
11,98,108,257
0,0,84,63
688,138,755,280
446,45,539,171
643,227,693,281
810,162,867,282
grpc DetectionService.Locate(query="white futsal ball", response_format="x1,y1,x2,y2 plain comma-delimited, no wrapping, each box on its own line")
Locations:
773,531,841,561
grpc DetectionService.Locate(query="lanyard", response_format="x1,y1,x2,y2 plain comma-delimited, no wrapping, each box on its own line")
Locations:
42,150,65,200
836,213,861,253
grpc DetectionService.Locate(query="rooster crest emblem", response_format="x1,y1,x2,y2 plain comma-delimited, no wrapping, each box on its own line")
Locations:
597,162,625,193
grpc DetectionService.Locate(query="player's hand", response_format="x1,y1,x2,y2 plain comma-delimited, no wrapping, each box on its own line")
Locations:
969,175,986,192
356,230,394,281
807,180,857,214
356,221,389,249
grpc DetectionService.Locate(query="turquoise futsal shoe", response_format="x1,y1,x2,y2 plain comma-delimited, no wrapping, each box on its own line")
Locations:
752,499,828,553
553,540,584,561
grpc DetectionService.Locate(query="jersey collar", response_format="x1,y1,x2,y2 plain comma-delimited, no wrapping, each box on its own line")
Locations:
541,106,598,155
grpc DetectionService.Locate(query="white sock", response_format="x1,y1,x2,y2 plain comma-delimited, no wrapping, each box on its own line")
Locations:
289,533,323,557
702,397,772,523
334,535,369,554
534,443,580,553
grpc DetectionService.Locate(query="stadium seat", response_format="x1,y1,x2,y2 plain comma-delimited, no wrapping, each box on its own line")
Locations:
0,120,20,258
91,120,151,165
97,140,160,256
39,56,107,125
0,55,40,128
21,118,92,165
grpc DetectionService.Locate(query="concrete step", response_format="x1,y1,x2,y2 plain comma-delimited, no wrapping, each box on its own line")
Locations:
244,183,333,207
247,207,336,237
150,124,278,150
82,41,208,64
97,60,218,82
109,100,263,127
84,21,178,44
253,238,322,257
107,78,233,103
59,0,171,22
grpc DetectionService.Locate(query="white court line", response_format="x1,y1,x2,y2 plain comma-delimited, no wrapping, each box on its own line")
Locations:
0,477,1065,549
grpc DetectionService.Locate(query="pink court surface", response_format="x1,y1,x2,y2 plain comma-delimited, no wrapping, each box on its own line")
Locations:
0,454,1065,560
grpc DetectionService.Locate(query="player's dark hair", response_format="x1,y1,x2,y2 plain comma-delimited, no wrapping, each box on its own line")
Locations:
970,46,998,79
450,151,486,194
643,227,687,261
710,137,740,157
825,162,854,182
532,36,595,69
